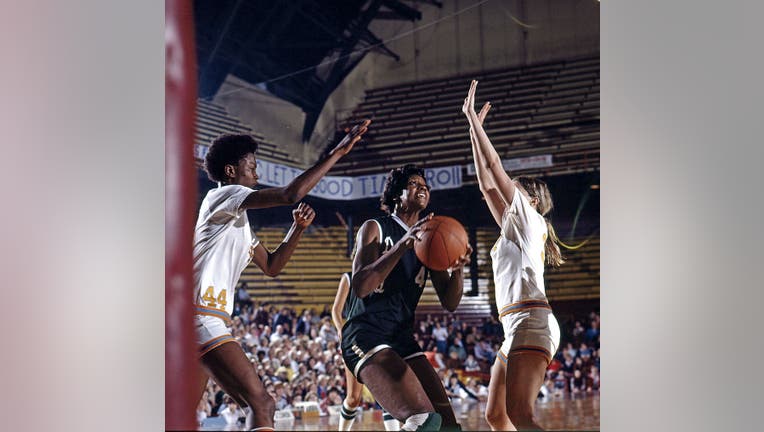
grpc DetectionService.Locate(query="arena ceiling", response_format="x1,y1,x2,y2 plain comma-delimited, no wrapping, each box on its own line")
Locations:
194,0,442,142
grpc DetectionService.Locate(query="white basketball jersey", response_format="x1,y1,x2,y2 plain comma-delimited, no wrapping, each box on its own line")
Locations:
193,184,259,319
490,188,549,311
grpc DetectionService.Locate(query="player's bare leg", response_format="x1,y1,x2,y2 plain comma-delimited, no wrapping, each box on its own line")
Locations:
405,356,459,430
201,342,275,430
359,348,441,431
505,354,548,430
339,367,365,430
191,368,209,409
485,357,514,431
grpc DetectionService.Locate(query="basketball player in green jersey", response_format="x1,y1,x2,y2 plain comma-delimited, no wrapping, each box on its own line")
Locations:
340,164,472,431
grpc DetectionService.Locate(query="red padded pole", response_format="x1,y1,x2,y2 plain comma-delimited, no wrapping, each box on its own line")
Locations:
165,0,198,429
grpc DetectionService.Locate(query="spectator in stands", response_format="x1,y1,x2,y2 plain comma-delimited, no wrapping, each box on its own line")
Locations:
253,302,270,327
432,321,449,354
444,374,460,400
318,316,338,344
445,373,479,402
211,389,226,417
458,321,472,338
274,366,291,384
569,369,587,396
587,365,600,392
474,338,495,364
585,320,600,344
448,335,467,361
295,309,312,335
463,332,476,358
564,342,578,359
463,354,481,373
320,305,332,320
580,344,595,371
464,377,489,401
482,316,502,338
236,282,252,309
424,344,446,371
561,351,575,375
572,320,586,344
445,350,462,370
219,397,246,425
272,382,289,411
417,320,431,344
272,307,291,331
553,372,567,398
270,324,287,344
196,391,212,426
450,314,463,332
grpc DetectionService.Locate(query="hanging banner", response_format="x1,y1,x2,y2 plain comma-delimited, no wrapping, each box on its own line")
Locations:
195,144,462,200
465,154,553,175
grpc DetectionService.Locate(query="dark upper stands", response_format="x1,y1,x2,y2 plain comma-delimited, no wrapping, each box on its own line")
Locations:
195,99,303,167
332,56,599,180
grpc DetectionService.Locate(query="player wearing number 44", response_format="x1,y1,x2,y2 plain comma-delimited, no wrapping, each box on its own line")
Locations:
190,120,370,431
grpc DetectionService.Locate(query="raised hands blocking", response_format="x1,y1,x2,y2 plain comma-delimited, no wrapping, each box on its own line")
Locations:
329,119,372,156
462,80,491,125
292,202,316,229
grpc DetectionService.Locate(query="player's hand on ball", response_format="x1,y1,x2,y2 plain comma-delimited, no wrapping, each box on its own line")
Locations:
449,244,473,274
293,202,315,228
400,212,434,249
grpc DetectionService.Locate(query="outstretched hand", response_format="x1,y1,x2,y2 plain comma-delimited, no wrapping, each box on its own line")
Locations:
330,119,371,156
462,80,479,116
462,80,492,126
292,202,316,229
399,213,434,249
477,101,491,125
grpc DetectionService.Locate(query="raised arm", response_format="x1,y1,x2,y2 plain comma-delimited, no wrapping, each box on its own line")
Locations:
351,214,432,298
462,80,517,208
468,102,506,226
331,273,350,337
240,119,371,210
250,202,315,277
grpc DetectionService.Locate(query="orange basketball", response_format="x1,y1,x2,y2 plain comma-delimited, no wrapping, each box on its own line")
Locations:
414,215,469,271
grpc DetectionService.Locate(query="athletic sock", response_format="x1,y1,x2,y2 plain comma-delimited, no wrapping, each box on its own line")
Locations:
401,412,441,431
243,406,253,430
339,400,358,431
382,410,400,431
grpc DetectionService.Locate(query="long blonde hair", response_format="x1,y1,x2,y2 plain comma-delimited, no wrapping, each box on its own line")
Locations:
514,176,564,267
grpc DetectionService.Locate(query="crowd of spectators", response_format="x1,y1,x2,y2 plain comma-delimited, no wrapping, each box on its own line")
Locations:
196,287,600,426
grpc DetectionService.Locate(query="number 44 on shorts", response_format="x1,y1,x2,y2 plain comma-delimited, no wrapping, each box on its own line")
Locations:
201,286,227,310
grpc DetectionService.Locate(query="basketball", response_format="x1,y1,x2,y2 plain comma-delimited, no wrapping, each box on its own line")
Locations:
414,216,469,271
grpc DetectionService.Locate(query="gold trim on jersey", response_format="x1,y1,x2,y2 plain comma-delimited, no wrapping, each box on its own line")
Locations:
195,304,233,325
199,334,236,356
498,299,551,318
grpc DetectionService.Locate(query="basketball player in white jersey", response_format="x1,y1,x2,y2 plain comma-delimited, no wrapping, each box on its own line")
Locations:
462,81,564,430
192,119,370,431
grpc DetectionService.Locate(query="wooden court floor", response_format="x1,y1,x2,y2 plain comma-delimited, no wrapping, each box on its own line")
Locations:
202,393,599,431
